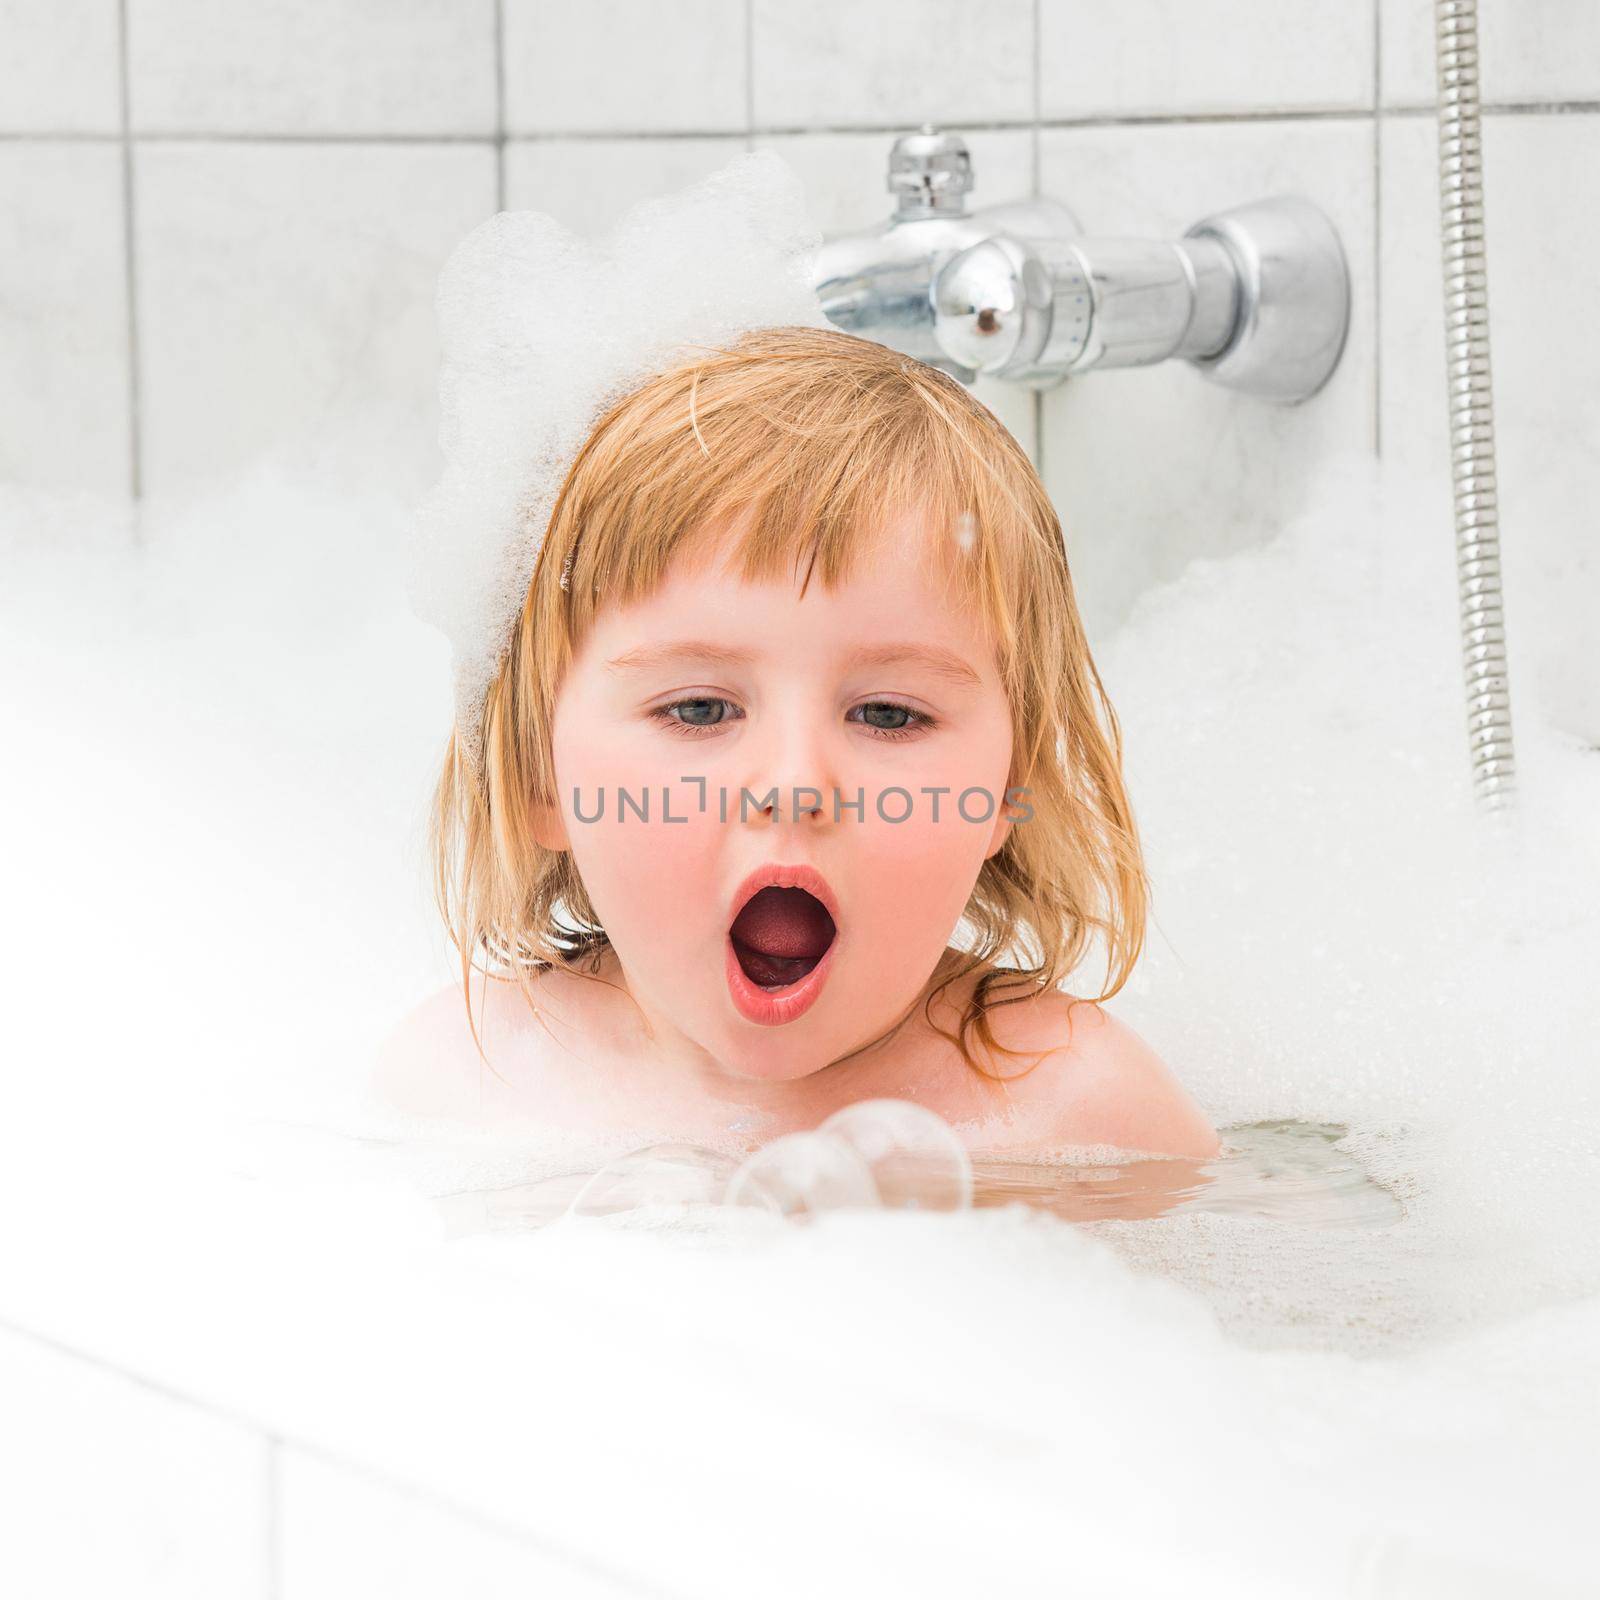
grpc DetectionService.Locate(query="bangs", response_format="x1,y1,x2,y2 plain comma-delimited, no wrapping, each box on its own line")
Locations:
542,326,1052,687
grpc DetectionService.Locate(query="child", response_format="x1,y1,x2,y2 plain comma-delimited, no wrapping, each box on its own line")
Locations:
376,324,1219,1161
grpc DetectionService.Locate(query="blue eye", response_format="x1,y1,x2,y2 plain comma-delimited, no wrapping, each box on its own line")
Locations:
654,697,733,731
646,691,739,732
648,698,936,742
849,701,935,741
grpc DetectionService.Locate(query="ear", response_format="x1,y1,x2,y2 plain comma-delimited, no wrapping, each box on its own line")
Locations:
528,792,571,853
984,783,1029,860
984,812,1012,861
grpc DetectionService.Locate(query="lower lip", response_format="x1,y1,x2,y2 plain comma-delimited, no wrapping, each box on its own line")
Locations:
725,934,838,1026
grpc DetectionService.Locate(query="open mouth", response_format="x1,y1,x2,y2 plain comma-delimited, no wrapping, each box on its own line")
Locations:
729,886,838,991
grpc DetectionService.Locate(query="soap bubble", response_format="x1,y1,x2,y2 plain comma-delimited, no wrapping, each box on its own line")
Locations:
819,1099,974,1211
725,1132,881,1218
566,1143,739,1219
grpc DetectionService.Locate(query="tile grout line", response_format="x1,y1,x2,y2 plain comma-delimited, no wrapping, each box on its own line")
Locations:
115,0,143,508
1031,0,1044,477
1372,0,1383,458
1030,0,1042,193
0,1315,682,1600
493,0,507,209
1,100,1595,148
744,0,755,152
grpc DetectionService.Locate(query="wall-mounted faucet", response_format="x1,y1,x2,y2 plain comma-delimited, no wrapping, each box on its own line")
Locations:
812,127,1351,403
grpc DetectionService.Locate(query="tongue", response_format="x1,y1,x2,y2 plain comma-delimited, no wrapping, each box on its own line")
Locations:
730,887,836,989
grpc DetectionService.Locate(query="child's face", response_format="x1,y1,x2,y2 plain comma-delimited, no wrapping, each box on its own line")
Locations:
541,503,1017,1084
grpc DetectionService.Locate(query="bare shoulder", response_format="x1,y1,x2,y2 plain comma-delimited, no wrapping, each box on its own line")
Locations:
975,983,1221,1160
367,970,558,1121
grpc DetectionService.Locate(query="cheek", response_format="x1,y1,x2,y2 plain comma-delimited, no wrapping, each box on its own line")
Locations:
550,717,719,936
570,811,718,947
853,786,1002,908
845,726,1015,928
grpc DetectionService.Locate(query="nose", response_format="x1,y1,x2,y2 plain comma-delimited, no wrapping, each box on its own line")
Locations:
741,696,840,831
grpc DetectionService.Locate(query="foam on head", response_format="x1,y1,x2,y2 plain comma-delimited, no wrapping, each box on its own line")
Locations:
409,150,834,769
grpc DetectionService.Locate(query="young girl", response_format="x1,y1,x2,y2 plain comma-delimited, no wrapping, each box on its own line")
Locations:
376,324,1219,1161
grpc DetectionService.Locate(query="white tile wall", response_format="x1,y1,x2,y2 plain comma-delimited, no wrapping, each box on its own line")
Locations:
280,1449,649,1599
127,0,498,135
1379,110,1600,738
0,1328,268,1599
1040,0,1373,119
1,0,1595,711
1381,0,1600,109
0,0,121,132
503,0,748,135
0,141,130,493
1037,116,1377,640
133,140,495,498
753,125,1034,235
506,133,748,233
751,0,1035,129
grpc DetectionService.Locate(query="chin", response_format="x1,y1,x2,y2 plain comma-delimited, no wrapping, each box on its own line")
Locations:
710,1044,836,1084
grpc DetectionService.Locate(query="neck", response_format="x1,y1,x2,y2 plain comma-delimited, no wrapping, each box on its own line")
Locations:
580,941,980,1130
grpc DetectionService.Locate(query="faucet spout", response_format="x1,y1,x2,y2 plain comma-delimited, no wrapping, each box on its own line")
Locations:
811,128,1351,403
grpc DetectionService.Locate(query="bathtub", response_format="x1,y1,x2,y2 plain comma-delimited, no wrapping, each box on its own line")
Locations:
1,443,1595,1599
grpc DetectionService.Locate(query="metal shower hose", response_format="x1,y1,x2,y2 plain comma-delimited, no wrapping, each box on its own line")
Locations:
1435,0,1517,809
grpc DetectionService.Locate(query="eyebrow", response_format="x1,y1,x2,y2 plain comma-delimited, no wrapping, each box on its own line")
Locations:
603,639,985,690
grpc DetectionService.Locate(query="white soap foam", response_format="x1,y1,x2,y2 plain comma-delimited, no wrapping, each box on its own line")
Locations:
409,149,833,768
1088,453,1600,1351
2,428,1598,1590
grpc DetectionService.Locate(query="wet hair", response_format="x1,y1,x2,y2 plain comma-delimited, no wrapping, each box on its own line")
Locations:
429,323,1150,1081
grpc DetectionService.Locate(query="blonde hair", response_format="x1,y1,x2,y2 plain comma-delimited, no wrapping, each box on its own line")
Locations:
430,324,1150,1082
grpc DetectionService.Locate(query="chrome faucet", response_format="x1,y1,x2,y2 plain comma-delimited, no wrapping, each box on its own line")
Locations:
811,127,1351,403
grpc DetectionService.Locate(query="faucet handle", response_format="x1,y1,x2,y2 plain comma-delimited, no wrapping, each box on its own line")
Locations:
888,126,973,219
